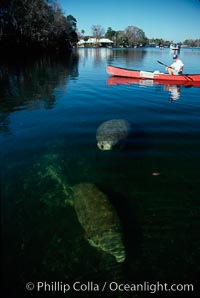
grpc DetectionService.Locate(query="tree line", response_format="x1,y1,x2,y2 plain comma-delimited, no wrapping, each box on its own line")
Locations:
1,1,199,54
82,26,200,48
182,39,200,48
0,0,78,53
105,26,148,47
82,25,148,47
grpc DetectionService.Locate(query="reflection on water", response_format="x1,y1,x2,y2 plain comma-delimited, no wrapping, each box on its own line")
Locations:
78,48,113,66
106,75,200,102
0,53,79,133
77,47,147,68
164,85,181,102
1,48,200,297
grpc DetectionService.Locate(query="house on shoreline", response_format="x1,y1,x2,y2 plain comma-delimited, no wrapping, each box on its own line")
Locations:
77,38,113,48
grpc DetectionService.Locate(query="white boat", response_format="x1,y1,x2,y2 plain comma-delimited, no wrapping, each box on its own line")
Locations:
170,43,180,50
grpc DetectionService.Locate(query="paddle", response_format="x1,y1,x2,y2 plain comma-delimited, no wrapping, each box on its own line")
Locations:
157,60,172,68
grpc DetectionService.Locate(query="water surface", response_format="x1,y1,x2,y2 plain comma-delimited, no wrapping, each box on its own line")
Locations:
1,48,200,297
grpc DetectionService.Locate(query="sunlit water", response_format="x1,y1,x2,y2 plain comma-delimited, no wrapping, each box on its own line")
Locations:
1,48,200,297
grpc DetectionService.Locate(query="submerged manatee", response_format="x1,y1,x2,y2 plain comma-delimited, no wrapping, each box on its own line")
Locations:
73,183,126,263
96,119,130,150
31,155,126,262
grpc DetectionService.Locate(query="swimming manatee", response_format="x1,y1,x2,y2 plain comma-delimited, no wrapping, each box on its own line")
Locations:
96,119,130,150
72,183,126,263
29,155,126,262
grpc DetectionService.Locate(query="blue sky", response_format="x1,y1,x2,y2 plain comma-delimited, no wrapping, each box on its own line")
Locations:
58,0,200,42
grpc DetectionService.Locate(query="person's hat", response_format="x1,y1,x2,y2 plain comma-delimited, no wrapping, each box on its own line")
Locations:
173,54,178,59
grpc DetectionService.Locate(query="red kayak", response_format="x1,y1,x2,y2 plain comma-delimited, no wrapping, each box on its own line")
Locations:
106,65,200,83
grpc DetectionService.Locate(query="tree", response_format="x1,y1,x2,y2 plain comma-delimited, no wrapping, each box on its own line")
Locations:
0,0,78,51
123,26,147,47
80,29,85,37
105,27,116,40
65,14,78,44
91,25,104,40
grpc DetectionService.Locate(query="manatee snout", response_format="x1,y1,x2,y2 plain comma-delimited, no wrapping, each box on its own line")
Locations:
97,141,112,150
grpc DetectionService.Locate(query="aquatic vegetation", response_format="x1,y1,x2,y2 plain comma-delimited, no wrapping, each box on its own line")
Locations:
30,154,74,207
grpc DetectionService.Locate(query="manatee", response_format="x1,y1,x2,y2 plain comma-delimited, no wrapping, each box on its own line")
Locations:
72,183,126,263
32,156,126,262
96,119,130,150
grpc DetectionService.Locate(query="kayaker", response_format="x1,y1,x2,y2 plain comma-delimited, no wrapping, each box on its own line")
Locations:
166,54,184,75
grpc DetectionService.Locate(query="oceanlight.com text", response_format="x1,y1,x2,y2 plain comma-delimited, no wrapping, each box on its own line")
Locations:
109,281,194,293
25,281,194,294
